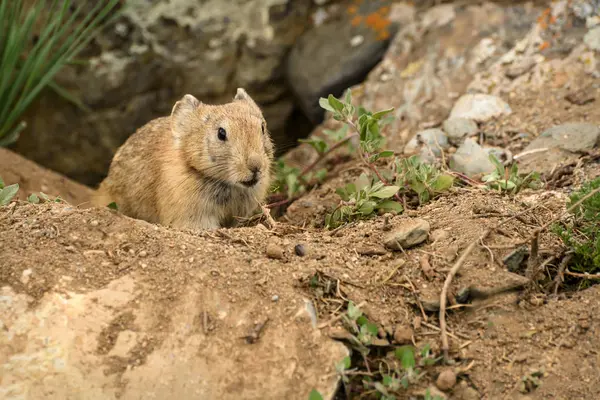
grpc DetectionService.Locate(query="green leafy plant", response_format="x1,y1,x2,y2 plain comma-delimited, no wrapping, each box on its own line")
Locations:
0,177,19,205
270,159,327,200
395,156,454,205
482,154,541,194
553,178,600,276
308,388,323,400
344,300,380,348
325,173,403,229
0,0,121,146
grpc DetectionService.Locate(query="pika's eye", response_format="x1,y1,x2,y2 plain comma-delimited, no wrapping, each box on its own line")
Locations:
261,124,265,135
217,127,227,141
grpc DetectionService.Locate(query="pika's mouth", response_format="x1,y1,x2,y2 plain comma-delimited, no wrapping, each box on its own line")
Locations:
240,175,259,187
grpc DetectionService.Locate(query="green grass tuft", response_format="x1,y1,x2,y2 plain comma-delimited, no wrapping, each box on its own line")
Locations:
0,0,121,146
553,178,600,275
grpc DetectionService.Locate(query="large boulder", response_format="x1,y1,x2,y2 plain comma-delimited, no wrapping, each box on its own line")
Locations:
286,0,403,124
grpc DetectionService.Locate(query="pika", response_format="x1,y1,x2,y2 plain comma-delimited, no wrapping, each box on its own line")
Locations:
92,88,274,230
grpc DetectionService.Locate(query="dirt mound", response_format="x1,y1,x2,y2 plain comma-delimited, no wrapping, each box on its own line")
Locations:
0,202,347,400
2,186,600,399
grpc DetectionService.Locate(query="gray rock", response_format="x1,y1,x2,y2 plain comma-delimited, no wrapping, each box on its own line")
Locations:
505,56,536,79
449,94,512,122
449,138,496,177
526,123,600,152
584,26,600,51
403,129,450,162
286,0,400,124
517,123,600,174
384,218,430,250
442,118,478,145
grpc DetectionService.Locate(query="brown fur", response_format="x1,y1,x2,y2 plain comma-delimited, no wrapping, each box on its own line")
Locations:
92,88,274,230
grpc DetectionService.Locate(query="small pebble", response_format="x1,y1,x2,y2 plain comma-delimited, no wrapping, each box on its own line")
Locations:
393,326,413,344
266,242,284,259
272,295,279,302
384,218,430,250
90,220,99,227
294,244,306,257
436,369,457,391
138,250,148,258
430,229,449,243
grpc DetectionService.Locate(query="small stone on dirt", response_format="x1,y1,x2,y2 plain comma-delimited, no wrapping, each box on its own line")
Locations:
449,93,512,122
266,242,284,259
384,218,430,250
526,123,600,153
584,26,600,51
450,138,496,177
430,229,449,243
505,56,536,79
294,244,306,257
442,118,478,145
393,326,413,344
404,128,449,160
565,89,596,106
436,369,457,391
356,244,387,256
456,386,480,400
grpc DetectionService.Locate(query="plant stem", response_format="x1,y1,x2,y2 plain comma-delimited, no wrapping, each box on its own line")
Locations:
299,133,357,177
346,119,403,203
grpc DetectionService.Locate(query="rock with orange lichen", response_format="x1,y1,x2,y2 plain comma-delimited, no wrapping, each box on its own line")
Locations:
286,0,403,124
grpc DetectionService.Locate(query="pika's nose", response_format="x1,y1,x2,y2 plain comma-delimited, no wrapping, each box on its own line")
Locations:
247,154,262,174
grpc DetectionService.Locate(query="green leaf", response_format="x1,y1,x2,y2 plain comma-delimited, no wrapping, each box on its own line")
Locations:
0,177,4,189
28,193,40,204
378,150,395,158
345,183,357,195
315,168,327,182
382,375,392,386
420,343,431,357
358,200,376,215
395,345,416,371
365,321,378,335
372,107,394,120
299,138,328,154
327,94,345,112
376,200,403,214
308,389,323,400
371,186,400,199
347,301,362,320
344,89,352,106
356,315,369,326
355,174,371,191
342,356,351,370
336,187,350,202
319,97,335,112
0,183,19,206
432,174,454,192
39,192,51,202
107,202,118,210
488,153,504,172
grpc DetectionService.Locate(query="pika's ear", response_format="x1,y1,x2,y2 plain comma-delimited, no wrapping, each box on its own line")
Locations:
234,88,261,111
171,94,201,143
